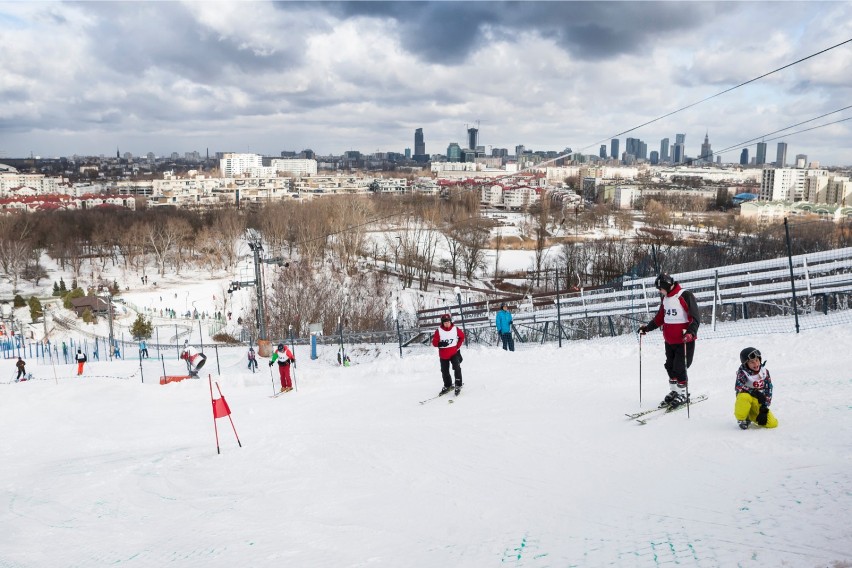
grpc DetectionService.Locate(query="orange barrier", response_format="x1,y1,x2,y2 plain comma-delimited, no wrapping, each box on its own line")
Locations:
160,375,191,385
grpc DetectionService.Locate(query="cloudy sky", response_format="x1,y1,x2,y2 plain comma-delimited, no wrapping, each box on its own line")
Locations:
1,1,851,166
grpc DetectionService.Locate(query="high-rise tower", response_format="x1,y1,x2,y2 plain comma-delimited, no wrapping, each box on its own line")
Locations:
414,128,426,162
776,142,787,167
660,138,670,162
610,139,619,160
467,127,478,151
756,142,767,165
700,132,713,163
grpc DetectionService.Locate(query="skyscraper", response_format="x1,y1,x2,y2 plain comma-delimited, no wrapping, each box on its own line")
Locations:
610,139,619,160
660,138,670,162
700,132,713,163
776,142,787,167
740,148,749,165
673,134,686,164
414,128,426,162
599,145,607,159
756,142,767,165
467,127,478,151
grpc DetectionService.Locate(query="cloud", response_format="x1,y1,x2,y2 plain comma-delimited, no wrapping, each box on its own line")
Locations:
0,1,849,166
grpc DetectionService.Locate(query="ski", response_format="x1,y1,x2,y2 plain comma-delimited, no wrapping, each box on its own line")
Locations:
631,394,709,424
419,390,452,405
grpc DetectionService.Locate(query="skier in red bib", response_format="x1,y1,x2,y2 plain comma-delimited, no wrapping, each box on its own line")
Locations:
638,273,700,408
431,313,465,396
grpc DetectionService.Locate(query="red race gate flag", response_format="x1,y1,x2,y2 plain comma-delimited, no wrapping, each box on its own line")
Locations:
209,376,242,454
212,396,231,418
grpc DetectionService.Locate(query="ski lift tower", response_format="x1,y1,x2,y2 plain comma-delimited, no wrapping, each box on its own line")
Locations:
227,229,287,356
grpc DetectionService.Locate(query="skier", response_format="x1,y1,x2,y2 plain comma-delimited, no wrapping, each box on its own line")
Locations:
247,347,258,372
637,273,700,408
15,357,26,382
269,343,295,393
180,340,207,377
495,303,514,351
75,349,87,376
431,313,465,396
139,339,149,358
734,347,778,430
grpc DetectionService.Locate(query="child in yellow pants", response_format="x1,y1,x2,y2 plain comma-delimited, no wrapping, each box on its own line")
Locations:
734,347,778,430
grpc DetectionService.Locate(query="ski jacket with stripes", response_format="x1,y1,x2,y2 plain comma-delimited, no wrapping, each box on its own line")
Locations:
432,324,465,360
643,283,700,344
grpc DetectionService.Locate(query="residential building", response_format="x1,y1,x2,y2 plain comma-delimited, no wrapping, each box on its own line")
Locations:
219,153,262,177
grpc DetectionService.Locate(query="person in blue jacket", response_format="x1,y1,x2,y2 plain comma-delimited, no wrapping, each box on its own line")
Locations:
495,303,514,351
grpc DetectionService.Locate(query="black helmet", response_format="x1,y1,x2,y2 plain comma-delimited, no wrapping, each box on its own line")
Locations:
654,273,675,292
278,343,285,350
740,347,761,365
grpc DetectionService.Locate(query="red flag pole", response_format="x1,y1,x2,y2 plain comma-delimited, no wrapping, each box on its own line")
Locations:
209,375,221,454
215,379,242,448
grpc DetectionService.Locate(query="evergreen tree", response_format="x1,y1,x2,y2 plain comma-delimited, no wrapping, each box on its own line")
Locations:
28,296,43,322
59,278,67,292
130,314,153,340
53,281,60,296
13,294,26,308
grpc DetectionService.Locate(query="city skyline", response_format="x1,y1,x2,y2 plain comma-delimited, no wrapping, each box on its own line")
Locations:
1,1,851,166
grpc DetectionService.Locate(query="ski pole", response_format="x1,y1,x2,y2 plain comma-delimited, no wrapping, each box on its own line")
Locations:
638,332,643,406
269,359,277,396
289,324,298,392
683,330,691,419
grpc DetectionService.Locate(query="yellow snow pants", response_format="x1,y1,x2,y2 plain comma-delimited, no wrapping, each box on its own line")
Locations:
734,392,778,428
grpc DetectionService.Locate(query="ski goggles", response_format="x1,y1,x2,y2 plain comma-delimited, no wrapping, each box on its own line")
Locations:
744,349,762,362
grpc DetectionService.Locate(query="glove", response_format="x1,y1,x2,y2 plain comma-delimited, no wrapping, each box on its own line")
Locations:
637,325,648,335
756,404,769,426
750,389,766,405
682,333,695,343
268,361,273,367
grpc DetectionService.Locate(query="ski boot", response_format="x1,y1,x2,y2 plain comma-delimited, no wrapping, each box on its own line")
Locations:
738,419,751,430
454,383,463,396
439,386,453,396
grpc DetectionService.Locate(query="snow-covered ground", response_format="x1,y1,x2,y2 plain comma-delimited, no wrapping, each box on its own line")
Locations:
2,322,850,567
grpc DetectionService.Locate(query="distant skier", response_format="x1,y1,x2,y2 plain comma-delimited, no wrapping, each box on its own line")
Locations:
15,357,26,382
180,340,207,377
269,343,295,393
75,349,87,376
495,303,514,351
734,347,778,430
139,340,149,358
431,313,465,396
638,273,700,408
247,347,258,372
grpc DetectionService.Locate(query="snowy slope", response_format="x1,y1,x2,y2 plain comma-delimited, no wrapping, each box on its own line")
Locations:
1,325,851,567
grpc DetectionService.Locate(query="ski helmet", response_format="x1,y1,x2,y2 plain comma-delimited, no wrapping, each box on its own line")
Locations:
654,272,675,292
440,313,452,323
278,343,284,350
740,347,761,364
